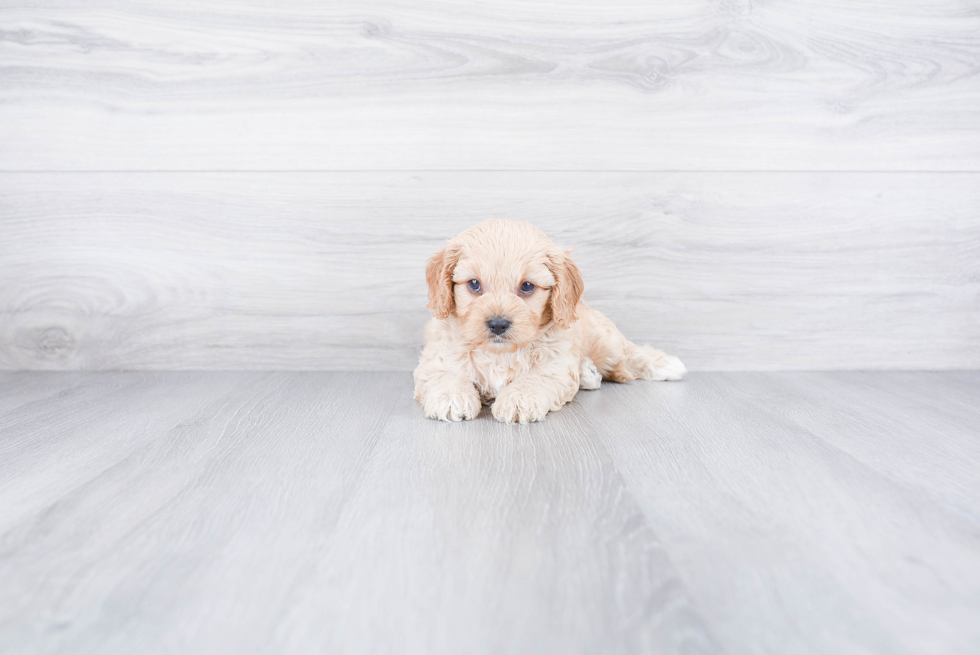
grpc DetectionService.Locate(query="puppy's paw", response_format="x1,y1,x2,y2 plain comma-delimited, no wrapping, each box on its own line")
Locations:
421,386,481,422
631,347,687,381
579,358,602,390
491,387,550,424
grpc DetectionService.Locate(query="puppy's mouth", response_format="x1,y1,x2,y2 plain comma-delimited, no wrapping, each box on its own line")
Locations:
483,334,517,351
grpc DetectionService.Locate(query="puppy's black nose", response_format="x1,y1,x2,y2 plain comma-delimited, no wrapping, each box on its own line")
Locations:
486,317,511,336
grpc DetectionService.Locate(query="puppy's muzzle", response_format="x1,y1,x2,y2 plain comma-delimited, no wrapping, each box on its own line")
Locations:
486,316,511,336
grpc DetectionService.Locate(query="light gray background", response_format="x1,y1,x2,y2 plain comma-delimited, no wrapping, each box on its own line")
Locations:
1,0,978,371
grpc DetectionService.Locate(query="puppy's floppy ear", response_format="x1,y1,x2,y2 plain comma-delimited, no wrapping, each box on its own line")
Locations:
547,249,584,329
425,243,462,319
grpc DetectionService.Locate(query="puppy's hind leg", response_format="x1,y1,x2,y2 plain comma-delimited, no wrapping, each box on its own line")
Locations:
580,304,686,382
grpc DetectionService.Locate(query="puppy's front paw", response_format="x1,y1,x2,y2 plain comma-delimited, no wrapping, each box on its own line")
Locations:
491,387,550,424
421,386,481,422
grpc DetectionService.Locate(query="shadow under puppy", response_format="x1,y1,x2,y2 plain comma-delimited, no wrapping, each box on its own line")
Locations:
414,219,685,423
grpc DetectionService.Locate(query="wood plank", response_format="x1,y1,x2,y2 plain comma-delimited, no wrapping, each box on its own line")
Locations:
580,372,980,655
272,384,716,654
0,172,980,370
758,371,980,514
1,171,976,371
0,371,717,654
0,373,403,654
0,372,263,535
2,1,979,170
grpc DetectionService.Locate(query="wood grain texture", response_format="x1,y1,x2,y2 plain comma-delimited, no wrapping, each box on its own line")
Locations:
575,370,980,655
1,171,977,371
0,371,977,654
1,0,979,170
0,371,718,655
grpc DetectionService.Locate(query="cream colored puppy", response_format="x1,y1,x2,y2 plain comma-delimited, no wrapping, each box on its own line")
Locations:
414,219,685,423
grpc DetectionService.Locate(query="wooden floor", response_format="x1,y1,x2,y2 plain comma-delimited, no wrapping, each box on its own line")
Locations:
0,371,978,654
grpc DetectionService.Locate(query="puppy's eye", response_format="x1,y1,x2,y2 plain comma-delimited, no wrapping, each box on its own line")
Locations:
520,281,535,295
467,279,481,293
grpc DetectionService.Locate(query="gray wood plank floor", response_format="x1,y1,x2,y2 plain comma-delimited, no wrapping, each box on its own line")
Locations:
0,371,978,654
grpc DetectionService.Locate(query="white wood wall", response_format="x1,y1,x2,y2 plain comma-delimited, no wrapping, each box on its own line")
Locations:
1,1,978,370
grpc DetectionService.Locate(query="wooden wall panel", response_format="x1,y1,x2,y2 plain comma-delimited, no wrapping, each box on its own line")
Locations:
1,172,976,371
1,0,979,170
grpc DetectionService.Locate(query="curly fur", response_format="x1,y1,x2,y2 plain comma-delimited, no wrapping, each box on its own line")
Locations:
414,219,685,423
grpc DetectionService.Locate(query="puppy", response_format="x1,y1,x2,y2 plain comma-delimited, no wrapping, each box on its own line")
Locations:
413,219,686,423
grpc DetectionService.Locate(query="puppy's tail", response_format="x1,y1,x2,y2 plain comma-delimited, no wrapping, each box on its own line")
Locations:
611,343,687,382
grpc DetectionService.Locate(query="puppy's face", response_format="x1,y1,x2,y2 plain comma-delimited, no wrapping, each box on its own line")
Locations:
425,220,583,352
